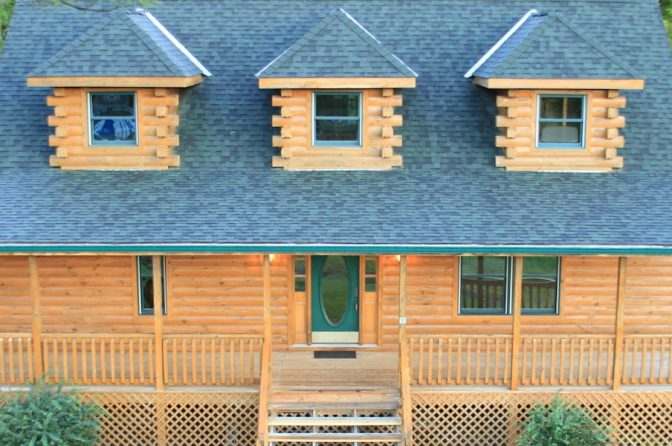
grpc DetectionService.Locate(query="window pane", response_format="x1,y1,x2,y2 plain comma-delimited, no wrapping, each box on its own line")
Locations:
365,276,376,292
315,119,359,142
295,257,306,276
315,94,359,117
460,257,508,314
138,256,155,314
540,96,582,120
365,258,377,275
522,257,559,314
539,122,582,144
295,276,306,292
91,118,137,143
91,93,135,117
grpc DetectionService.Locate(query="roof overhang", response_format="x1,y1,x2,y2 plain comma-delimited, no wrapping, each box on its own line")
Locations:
473,77,645,90
1,243,671,256
26,75,204,88
258,77,416,89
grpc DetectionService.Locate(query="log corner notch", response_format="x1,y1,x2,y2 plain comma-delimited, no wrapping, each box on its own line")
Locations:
43,87,182,170
269,87,405,170
493,88,632,172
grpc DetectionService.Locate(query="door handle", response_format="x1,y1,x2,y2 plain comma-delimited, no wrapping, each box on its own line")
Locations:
354,294,359,311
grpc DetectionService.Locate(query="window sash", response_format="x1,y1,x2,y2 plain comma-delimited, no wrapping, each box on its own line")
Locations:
313,92,362,147
536,94,586,149
89,92,138,147
521,258,560,315
137,256,167,316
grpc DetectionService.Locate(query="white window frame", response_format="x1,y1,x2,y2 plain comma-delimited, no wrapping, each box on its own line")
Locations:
536,94,586,150
312,92,362,148
88,91,139,147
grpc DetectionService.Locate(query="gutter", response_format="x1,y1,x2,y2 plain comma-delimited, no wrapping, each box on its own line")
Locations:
1,243,672,256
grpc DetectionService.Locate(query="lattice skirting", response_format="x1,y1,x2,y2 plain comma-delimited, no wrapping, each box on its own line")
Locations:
412,391,672,446
81,391,259,446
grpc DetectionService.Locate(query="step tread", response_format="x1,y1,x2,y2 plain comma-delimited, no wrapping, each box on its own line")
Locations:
269,416,401,426
270,403,399,411
267,432,403,442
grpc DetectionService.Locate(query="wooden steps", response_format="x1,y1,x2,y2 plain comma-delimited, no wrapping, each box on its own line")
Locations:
267,433,403,443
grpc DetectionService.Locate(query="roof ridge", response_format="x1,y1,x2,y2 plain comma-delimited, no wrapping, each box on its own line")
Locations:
123,12,184,76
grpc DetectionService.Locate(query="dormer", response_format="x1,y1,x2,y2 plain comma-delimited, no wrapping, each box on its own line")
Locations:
257,9,417,170
26,9,210,170
465,10,645,172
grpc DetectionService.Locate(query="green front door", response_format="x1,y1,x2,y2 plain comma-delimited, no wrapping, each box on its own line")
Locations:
311,255,359,343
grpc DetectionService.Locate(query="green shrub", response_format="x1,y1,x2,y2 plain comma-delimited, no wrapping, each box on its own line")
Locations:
0,380,101,446
516,395,609,446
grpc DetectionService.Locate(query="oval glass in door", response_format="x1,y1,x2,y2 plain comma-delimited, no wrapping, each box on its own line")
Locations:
321,256,349,326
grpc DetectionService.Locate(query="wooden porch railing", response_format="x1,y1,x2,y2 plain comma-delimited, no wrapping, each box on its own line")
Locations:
408,333,672,389
163,334,263,386
0,333,33,385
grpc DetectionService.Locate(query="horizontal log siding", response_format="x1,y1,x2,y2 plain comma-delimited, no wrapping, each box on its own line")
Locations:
0,256,31,332
38,256,148,333
624,256,672,334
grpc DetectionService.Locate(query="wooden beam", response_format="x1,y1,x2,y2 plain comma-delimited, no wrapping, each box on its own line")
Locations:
152,256,165,392
258,254,273,445
510,256,523,391
612,256,627,390
398,255,413,445
473,77,645,90
29,256,43,379
258,77,417,89
26,75,203,88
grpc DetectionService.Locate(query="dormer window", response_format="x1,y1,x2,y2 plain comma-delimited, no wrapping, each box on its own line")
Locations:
89,92,138,146
537,95,585,149
313,93,362,147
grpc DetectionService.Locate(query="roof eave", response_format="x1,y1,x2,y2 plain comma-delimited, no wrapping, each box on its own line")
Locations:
26,74,204,88
258,77,416,89
473,77,645,90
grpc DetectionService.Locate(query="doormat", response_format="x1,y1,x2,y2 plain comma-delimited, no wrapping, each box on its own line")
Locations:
314,351,356,359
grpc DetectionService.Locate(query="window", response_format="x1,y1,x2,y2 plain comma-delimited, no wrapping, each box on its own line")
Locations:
137,256,167,315
537,95,585,149
294,256,307,292
459,256,560,315
522,257,560,315
364,257,377,292
89,92,137,146
313,92,361,147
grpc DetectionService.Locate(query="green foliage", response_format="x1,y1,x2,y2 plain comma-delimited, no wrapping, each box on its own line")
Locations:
0,380,101,446
516,395,609,446
662,0,672,42
0,0,15,50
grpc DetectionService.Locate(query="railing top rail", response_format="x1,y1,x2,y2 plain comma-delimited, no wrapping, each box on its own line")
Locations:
407,334,513,340
162,334,264,339
624,334,672,339
0,333,32,338
41,333,155,339
520,334,616,340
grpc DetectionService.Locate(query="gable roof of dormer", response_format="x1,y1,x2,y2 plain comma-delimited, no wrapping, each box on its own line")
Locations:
465,10,644,89
27,8,210,87
256,8,417,85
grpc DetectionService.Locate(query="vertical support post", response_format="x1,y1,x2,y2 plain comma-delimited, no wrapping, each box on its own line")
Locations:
29,256,43,379
612,256,627,390
510,256,523,391
152,256,165,392
399,255,413,446
258,254,272,446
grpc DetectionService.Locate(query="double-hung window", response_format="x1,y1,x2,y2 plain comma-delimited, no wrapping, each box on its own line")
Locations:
89,92,138,146
537,95,586,149
459,256,560,315
137,256,167,315
313,92,361,147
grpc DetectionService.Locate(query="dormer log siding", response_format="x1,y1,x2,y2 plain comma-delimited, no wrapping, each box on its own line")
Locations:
271,88,404,170
47,87,180,169
495,89,627,171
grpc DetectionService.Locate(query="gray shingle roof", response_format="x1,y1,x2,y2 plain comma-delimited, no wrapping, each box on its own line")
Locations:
0,0,671,250
28,8,209,78
257,8,417,78
470,11,640,79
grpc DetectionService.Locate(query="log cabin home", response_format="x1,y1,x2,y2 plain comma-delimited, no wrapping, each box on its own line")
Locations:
0,0,671,445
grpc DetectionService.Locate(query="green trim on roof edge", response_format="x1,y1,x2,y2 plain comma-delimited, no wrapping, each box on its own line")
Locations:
1,244,671,255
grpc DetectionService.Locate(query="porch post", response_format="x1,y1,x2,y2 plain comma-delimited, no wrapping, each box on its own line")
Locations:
152,256,165,392
510,256,523,391
399,255,413,445
29,256,43,380
258,254,272,445
612,256,627,390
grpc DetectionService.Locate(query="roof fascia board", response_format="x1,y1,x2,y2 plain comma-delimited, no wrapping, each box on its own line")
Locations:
2,244,671,256
473,77,645,90
464,8,538,78
258,77,416,89
26,75,203,88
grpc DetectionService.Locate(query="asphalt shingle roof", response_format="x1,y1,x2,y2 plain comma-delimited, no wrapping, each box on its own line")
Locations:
0,0,671,249
256,8,417,79
471,11,640,79
28,8,207,78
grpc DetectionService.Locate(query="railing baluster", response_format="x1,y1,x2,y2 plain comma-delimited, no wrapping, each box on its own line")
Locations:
437,338,443,384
